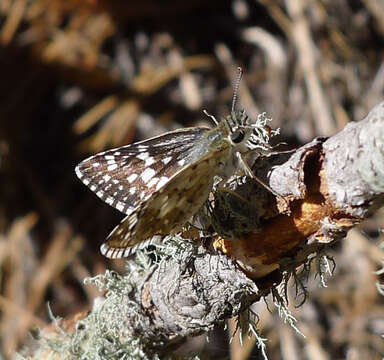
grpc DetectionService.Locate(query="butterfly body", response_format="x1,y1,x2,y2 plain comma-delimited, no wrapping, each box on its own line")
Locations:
76,110,276,258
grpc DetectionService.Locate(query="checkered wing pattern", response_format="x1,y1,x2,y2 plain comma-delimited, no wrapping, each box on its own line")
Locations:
101,143,232,258
75,127,210,217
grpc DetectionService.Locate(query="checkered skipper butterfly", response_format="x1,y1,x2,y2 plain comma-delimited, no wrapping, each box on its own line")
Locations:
75,69,279,258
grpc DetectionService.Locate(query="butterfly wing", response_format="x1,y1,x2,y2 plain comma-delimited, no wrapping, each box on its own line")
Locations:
75,127,211,216
101,142,232,258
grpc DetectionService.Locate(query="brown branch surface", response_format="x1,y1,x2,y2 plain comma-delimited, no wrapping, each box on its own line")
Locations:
216,101,384,278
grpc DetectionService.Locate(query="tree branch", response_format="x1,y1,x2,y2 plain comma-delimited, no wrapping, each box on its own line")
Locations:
22,102,384,359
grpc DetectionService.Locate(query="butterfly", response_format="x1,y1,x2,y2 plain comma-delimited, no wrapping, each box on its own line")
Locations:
75,72,279,258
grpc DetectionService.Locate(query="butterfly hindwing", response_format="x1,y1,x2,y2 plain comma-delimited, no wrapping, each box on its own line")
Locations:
100,143,232,258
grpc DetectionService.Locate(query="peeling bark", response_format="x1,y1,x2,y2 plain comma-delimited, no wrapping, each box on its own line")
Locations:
215,101,384,278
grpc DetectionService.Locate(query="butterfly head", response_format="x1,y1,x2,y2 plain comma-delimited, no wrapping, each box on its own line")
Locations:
222,110,279,155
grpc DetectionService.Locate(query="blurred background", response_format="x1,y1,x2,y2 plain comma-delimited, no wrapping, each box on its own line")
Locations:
0,0,383,359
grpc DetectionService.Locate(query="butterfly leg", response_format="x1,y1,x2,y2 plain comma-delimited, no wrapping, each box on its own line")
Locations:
236,152,288,205
268,147,296,156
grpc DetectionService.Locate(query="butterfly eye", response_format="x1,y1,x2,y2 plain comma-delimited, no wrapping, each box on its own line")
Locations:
231,129,245,144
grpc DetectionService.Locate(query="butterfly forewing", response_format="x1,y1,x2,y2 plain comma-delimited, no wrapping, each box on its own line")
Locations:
75,127,210,216
101,143,232,258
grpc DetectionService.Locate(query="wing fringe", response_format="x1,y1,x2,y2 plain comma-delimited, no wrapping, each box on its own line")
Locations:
100,235,162,258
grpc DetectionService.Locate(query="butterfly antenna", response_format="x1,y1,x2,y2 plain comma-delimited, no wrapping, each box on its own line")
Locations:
231,67,243,113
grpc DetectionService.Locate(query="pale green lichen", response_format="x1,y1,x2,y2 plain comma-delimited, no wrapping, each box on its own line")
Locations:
19,237,203,360
271,287,305,338
229,309,268,360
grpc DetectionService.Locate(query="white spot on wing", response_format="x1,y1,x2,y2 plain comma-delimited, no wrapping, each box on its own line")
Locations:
127,173,138,183
75,166,83,178
147,177,159,188
92,162,100,167
107,164,118,171
103,174,111,182
141,168,156,183
116,202,125,212
162,156,172,165
145,157,156,166
124,248,131,257
177,159,186,166
156,176,169,191
129,187,136,194
105,155,115,160
126,206,135,215
137,152,149,161
100,243,109,256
